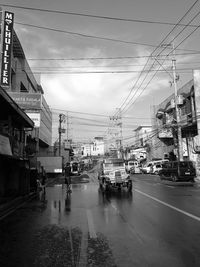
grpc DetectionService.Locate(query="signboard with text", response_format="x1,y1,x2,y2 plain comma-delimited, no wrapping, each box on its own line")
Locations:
8,92,42,109
1,11,14,87
26,113,41,128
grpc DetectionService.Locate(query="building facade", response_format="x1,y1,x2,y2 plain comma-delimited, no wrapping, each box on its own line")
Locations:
0,9,52,184
152,72,200,175
0,86,34,199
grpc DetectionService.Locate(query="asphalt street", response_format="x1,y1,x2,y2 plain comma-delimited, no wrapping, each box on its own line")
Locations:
1,170,200,267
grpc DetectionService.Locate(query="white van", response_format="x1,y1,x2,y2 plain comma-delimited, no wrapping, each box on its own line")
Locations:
125,160,140,174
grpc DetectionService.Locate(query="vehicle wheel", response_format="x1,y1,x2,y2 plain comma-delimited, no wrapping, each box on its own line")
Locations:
171,173,177,182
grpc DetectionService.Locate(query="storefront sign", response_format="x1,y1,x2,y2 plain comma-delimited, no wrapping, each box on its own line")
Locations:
1,11,14,87
8,92,42,109
26,113,41,127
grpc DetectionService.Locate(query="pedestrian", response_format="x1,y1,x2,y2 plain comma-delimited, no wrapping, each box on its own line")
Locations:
41,168,47,194
64,163,72,193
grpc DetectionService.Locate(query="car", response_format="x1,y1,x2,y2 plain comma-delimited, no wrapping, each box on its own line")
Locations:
141,162,153,173
150,163,163,175
141,160,169,174
158,160,196,182
98,158,132,192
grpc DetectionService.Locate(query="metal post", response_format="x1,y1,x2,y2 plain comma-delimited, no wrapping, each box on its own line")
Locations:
59,114,62,156
172,46,183,161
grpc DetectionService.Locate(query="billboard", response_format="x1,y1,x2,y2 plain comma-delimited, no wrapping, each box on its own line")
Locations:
1,11,14,87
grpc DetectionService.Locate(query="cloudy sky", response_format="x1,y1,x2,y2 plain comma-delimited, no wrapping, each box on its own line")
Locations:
2,0,200,144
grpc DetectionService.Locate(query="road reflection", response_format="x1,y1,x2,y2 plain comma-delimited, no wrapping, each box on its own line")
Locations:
98,187,133,206
65,193,71,212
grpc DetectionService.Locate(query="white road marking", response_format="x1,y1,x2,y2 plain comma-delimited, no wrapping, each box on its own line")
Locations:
86,209,97,239
135,189,200,222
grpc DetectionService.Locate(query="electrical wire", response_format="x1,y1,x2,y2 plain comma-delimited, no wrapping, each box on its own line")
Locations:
114,0,200,117
2,3,200,28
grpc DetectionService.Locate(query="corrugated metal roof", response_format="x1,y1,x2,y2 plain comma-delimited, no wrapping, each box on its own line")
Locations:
13,31,25,58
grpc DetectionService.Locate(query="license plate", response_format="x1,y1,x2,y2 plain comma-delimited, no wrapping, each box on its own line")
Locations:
185,172,190,175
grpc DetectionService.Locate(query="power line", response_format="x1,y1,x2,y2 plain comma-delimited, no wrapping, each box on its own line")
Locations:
115,0,200,116
26,51,200,62
12,68,197,75
51,107,151,119
15,22,156,48
2,3,200,28
15,21,200,54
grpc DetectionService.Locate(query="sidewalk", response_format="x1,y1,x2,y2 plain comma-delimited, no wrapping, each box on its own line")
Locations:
0,191,37,220
0,177,59,220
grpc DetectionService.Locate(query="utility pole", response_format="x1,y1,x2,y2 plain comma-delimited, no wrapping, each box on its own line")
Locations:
110,108,123,158
58,114,65,156
66,112,69,142
172,44,183,161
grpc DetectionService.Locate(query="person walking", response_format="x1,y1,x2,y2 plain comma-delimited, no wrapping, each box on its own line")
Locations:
64,162,72,193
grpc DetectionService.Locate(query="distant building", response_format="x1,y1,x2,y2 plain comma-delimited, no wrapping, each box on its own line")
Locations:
81,137,105,157
133,125,152,148
91,137,104,156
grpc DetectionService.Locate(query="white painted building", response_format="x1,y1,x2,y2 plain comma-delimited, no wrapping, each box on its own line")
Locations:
81,137,105,157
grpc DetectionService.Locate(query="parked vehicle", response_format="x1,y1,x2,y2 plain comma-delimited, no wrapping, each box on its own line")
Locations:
150,163,163,175
37,156,62,176
158,161,196,182
70,161,80,175
141,162,153,174
125,160,140,174
141,159,168,174
98,158,132,192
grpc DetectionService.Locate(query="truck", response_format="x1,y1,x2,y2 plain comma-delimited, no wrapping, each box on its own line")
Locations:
37,156,63,176
98,158,132,192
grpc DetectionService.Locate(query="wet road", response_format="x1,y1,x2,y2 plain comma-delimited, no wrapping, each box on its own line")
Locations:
1,170,200,267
